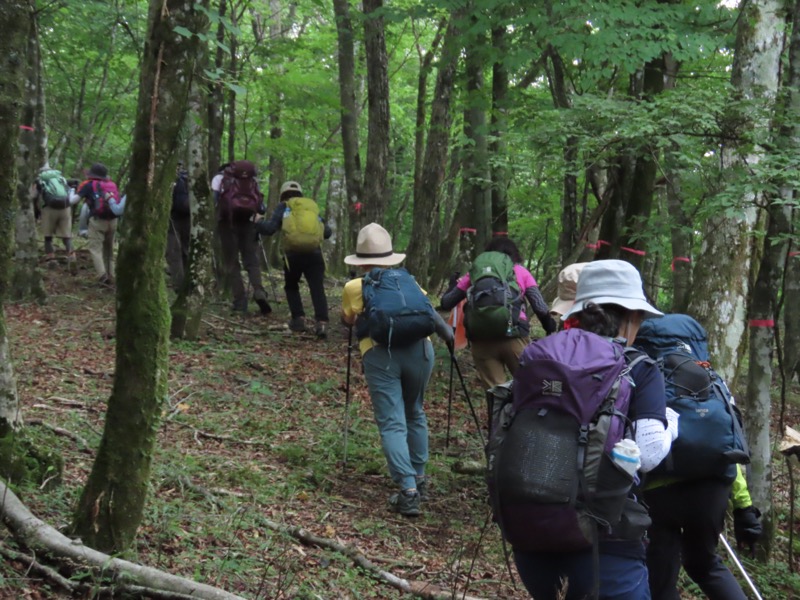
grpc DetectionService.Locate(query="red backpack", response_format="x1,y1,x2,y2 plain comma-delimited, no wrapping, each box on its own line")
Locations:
218,160,263,220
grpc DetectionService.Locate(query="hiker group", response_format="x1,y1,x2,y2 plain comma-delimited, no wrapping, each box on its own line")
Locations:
33,160,332,335
337,224,763,600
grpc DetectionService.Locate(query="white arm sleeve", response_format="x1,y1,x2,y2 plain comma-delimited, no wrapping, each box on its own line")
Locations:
634,418,672,472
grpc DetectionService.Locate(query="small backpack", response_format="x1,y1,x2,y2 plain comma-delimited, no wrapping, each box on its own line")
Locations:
218,160,263,220
172,173,190,216
464,251,523,340
89,179,121,219
281,197,324,252
635,314,749,483
38,169,70,209
486,329,651,553
357,268,437,347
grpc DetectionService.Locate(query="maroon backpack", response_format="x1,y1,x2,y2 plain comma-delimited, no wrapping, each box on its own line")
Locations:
218,160,263,220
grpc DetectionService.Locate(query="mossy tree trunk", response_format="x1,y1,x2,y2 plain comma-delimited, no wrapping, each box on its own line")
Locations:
71,0,205,553
687,0,783,386
12,5,45,302
0,0,29,438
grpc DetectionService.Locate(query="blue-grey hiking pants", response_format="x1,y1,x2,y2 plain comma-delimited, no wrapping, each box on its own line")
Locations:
362,339,434,491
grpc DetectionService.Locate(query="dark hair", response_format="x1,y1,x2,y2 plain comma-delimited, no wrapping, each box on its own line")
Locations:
281,189,303,201
217,163,231,173
576,302,629,338
485,236,522,263
89,162,108,178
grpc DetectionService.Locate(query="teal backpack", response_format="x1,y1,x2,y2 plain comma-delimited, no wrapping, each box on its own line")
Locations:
464,251,523,340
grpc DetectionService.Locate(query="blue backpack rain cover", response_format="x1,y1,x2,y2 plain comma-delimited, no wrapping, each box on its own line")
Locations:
358,268,437,347
635,314,749,482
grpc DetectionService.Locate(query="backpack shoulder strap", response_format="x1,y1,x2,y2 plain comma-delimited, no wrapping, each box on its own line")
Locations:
624,346,653,371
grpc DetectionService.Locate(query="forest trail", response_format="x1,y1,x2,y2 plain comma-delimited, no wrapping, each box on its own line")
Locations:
4,247,523,599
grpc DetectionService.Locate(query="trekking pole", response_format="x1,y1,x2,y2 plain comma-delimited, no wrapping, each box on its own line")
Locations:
257,233,280,302
342,324,354,470
449,348,486,447
719,534,764,600
445,346,455,451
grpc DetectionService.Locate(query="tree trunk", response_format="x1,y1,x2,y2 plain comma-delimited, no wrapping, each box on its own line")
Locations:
462,13,491,253
207,0,227,174
405,15,461,284
362,0,390,225
0,0,29,436
687,0,784,385
13,6,46,302
71,0,205,553
489,23,509,236
743,0,800,557
172,28,214,342
786,243,800,382
333,0,363,248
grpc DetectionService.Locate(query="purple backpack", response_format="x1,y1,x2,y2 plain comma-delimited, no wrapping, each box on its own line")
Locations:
90,179,120,219
486,328,648,552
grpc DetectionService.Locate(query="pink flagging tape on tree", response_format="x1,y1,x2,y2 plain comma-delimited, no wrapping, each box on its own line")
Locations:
789,251,800,257
671,257,691,271
749,319,775,327
493,231,508,236
621,246,646,256
352,202,363,214
586,240,610,251
459,227,477,234
19,125,34,131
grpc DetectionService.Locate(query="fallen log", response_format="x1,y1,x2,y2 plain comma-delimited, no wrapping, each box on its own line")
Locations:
0,480,245,600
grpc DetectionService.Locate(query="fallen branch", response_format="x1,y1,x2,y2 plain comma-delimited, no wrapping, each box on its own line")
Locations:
172,422,272,447
25,418,92,452
0,480,246,600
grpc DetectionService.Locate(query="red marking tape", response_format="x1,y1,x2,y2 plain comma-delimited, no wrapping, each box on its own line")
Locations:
749,319,775,327
671,257,691,271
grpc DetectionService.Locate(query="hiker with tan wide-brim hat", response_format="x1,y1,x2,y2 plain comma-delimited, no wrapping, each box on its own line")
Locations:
341,223,453,518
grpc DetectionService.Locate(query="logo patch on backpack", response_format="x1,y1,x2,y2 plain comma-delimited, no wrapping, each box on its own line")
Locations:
357,268,437,348
485,329,651,553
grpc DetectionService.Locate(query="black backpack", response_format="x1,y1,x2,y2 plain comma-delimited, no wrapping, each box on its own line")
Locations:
172,172,190,216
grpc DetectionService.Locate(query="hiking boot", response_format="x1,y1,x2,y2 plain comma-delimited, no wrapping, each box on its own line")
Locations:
45,252,56,261
416,477,429,502
253,289,272,315
288,316,306,332
389,490,421,517
315,321,328,339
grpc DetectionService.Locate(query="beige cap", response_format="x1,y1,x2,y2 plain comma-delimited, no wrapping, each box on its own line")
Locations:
280,181,303,196
550,262,589,317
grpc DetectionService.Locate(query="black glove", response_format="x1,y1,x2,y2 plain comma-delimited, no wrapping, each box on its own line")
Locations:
542,314,558,336
733,506,762,548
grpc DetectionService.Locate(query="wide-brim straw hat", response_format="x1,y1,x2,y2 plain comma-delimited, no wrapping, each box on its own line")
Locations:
344,222,406,267
562,259,663,320
550,262,589,317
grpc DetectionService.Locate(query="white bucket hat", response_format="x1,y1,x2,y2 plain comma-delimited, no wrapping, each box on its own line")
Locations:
344,223,406,267
562,259,663,320
550,262,589,317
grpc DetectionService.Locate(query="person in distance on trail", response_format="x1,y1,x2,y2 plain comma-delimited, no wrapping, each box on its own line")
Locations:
31,165,79,265
549,262,590,328
439,236,557,389
213,161,271,316
513,259,677,600
75,163,122,288
166,163,191,290
256,181,332,339
341,223,453,518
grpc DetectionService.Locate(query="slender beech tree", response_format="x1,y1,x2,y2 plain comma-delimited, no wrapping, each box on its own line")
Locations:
0,0,30,439
406,14,461,284
362,0,390,224
687,0,784,385
333,0,362,246
13,4,46,301
489,21,509,236
71,0,205,553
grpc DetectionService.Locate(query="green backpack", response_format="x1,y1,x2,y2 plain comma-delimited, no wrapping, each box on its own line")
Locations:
281,197,324,252
464,251,523,340
38,169,71,209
